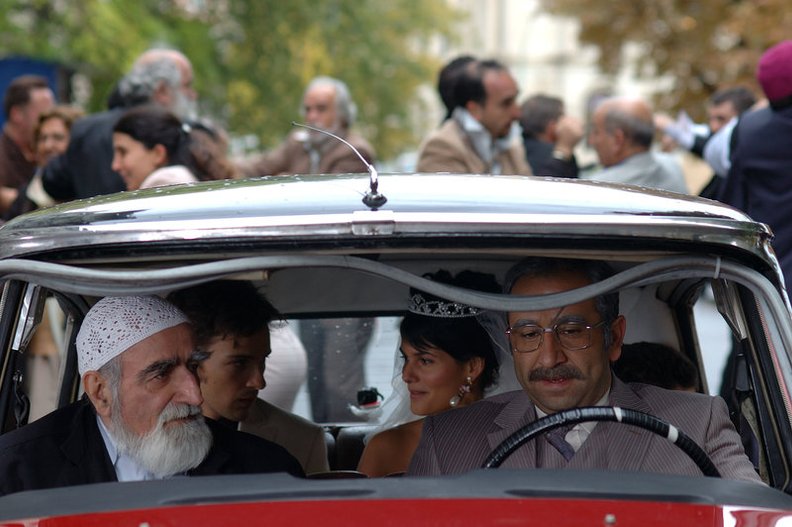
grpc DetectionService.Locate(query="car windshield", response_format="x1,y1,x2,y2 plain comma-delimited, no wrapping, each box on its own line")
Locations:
0,175,791,524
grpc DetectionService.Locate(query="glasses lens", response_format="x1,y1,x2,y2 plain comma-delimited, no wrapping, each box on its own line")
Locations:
509,324,543,352
555,322,591,350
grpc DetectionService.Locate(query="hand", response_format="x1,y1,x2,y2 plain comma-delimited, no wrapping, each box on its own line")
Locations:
554,115,584,156
654,112,675,132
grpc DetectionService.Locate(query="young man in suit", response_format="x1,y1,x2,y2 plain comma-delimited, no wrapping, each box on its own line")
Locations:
416,59,532,176
168,280,330,475
408,257,762,483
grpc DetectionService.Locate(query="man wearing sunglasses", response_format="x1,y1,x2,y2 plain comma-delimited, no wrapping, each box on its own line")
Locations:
408,257,761,483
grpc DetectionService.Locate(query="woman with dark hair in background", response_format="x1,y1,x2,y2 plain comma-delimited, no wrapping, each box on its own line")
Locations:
357,270,502,477
112,106,230,190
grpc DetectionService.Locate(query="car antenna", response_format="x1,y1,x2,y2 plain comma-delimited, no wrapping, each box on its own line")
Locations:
292,122,387,210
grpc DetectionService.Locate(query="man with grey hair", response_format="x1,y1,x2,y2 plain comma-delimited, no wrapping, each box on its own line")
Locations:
408,257,761,483
582,96,688,193
0,295,302,496
42,48,198,201
237,77,376,422
238,75,375,176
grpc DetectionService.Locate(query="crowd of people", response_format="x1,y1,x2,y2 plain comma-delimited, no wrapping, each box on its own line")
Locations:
0,38,788,491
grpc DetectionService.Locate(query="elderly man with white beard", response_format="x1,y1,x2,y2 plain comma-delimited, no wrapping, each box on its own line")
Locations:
0,296,303,496
237,76,376,177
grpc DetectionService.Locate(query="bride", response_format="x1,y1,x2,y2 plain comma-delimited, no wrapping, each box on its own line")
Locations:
357,270,503,477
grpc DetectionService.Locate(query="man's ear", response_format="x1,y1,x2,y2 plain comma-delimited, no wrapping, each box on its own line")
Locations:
608,315,627,362
7,105,23,126
83,371,112,418
465,100,484,121
612,128,627,151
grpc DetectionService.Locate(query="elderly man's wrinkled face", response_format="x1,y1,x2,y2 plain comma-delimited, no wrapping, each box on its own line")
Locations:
588,107,619,167
508,271,625,414
108,323,212,476
303,84,339,131
197,328,270,423
114,323,202,435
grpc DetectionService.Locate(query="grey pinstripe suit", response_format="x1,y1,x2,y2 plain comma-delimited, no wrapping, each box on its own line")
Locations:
408,376,762,483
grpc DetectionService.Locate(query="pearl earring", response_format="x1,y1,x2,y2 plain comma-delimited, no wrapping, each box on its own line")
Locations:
449,376,473,407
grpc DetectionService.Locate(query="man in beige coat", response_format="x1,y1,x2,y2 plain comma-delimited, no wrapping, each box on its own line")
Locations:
168,280,329,475
238,76,375,176
417,59,532,176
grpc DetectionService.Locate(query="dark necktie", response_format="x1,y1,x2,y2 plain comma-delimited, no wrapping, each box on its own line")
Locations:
546,424,575,461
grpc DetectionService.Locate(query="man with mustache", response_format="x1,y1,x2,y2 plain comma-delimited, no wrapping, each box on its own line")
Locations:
408,258,762,483
0,296,302,496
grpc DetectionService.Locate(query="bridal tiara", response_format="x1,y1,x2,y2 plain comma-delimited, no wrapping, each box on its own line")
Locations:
407,293,482,318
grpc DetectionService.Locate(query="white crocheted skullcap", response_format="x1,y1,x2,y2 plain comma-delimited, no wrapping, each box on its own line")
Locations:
76,296,190,375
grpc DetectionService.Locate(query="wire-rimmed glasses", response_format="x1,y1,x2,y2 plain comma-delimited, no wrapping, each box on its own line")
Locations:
506,320,607,353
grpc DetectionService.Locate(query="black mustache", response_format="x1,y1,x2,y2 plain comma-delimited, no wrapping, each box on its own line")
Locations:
529,365,584,382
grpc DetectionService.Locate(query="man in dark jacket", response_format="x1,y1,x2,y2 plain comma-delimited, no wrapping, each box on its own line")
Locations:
519,94,582,178
0,296,302,496
719,40,792,288
41,48,197,201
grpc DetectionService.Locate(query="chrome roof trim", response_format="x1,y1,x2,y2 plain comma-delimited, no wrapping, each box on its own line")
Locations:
0,174,774,263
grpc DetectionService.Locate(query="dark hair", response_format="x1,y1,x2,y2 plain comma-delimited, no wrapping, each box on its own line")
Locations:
520,94,564,139
113,105,192,167
167,280,281,349
438,55,476,120
401,270,501,391
186,120,238,181
453,59,508,111
503,258,619,348
709,86,756,115
34,105,84,145
3,75,50,119
614,341,699,391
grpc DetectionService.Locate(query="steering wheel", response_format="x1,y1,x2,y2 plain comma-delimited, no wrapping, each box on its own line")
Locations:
481,406,721,478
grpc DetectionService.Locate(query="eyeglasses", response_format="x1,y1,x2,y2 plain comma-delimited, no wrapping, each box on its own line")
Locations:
506,321,607,353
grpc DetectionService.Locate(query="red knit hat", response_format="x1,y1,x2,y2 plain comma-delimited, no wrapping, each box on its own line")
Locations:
757,40,792,102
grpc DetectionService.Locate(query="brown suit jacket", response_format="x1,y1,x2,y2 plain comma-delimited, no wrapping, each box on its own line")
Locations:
416,119,532,175
240,398,329,475
240,130,375,177
408,376,761,483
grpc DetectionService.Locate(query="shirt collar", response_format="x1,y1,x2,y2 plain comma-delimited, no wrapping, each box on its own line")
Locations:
535,391,610,451
452,108,518,174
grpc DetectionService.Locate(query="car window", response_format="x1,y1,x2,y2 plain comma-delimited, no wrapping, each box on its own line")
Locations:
278,316,401,424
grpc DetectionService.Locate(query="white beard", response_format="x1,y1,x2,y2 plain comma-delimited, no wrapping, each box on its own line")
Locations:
304,120,343,149
109,402,212,478
170,90,198,121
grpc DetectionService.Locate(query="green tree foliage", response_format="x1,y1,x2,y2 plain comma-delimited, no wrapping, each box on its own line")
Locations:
537,0,792,119
0,0,459,160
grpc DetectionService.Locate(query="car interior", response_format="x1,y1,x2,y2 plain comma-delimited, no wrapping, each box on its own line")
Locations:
0,250,791,490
